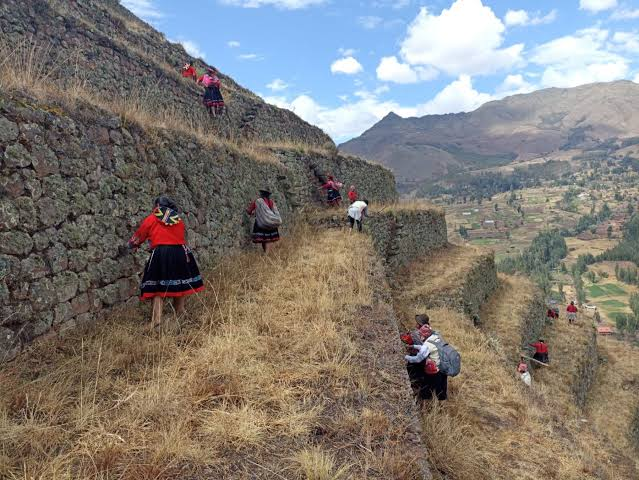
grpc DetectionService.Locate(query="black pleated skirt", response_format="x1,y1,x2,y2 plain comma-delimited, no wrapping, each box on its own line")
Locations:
140,245,205,299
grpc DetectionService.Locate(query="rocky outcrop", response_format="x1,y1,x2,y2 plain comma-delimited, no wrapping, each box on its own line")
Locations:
0,93,395,361
0,0,333,148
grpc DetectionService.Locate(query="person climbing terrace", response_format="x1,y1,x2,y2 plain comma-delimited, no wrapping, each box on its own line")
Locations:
347,199,368,233
127,196,205,330
181,62,198,81
247,188,282,254
405,325,448,401
320,175,343,207
347,185,358,203
197,67,225,116
529,338,549,365
567,301,578,324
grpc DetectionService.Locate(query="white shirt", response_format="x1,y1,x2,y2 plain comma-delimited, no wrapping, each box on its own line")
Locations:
348,201,368,221
405,342,432,363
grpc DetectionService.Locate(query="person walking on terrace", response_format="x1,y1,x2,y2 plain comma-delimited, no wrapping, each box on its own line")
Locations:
405,325,448,401
567,301,578,324
347,185,358,203
181,62,198,81
128,196,204,330
320,175,343,207
247,189,282,254
197,67,225,116
529,338,549,365
517,358,532,386
347,199,368,233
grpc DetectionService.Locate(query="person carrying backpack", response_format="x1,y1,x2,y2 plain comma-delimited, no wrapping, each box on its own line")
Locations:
405,325,448,401
247,188,281,253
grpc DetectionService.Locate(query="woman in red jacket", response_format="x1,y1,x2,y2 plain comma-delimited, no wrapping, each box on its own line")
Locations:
529,338,549,364
128,196,204,328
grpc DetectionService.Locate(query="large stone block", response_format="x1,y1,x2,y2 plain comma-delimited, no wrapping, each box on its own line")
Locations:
4,143,31,168
0,231,33,256
0,117,19,143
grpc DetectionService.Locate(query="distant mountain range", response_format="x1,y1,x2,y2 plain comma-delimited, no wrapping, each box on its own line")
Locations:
339,81,639,183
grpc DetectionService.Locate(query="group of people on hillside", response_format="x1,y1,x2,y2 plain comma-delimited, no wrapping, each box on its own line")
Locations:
182,61,225,116
319,175,369,232
127,190,281,328
401,314,453,402
517,300,581,387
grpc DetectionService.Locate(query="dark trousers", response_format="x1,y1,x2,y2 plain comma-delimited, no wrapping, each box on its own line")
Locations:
419,372,448,401
348,215,362,232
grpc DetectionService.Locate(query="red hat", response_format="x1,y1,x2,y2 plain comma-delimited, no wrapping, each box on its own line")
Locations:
419,325,432,339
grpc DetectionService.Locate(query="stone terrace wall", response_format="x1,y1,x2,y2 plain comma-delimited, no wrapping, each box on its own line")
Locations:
0,93,395,362
367,209,447,274
572,327,598,409
0,0,333,148
519,290,547,351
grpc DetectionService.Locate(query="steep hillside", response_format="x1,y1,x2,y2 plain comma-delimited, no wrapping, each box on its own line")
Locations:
0,228,430,479
340,81,639,182
0,0,333,148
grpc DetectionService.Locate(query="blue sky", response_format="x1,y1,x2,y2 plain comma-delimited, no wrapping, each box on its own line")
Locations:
122,0,639,143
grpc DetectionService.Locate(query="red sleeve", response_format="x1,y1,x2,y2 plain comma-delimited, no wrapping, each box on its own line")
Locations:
129,214,155,248
321,183,329,190
247,200,257,215
212,77,221,87
196,75,204,84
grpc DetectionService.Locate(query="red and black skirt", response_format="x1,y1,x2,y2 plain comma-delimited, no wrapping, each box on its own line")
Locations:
252,222,280,244
140,245,205,299
326,188,342,205
203,86,224,109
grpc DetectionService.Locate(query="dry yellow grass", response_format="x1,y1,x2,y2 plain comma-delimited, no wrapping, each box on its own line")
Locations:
588,336,639,471
394,245,486,323
480,274,538,361
394,251,638,479
0,228,423,479
0,37,296,166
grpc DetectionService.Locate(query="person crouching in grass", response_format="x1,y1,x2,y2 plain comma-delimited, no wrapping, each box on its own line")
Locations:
128,196,204,329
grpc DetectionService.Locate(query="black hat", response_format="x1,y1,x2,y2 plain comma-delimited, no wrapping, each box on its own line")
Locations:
259,188,272,195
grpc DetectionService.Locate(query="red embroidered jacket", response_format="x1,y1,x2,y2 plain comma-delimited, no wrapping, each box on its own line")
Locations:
129,212,185,249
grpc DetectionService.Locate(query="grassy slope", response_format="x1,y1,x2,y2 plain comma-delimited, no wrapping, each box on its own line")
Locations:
395,249,637,479
0,229,423,479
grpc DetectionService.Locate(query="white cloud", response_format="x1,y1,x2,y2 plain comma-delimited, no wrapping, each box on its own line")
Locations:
358,16,383,29
263,75,491,142
266,78,289,91
580,0,618,13
238,53,263,60
530,27,630,87
338,47,357,56
634,73,639,83
415,75,492,116
330,56,364,75
495,74,536,97
504,9,557,27
228,40,241,48
376,56,438,83
611,8,639,19
178,39,206,59
120,0,163,21
611,31,639,53
220,0,325,8
399,1,524,77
